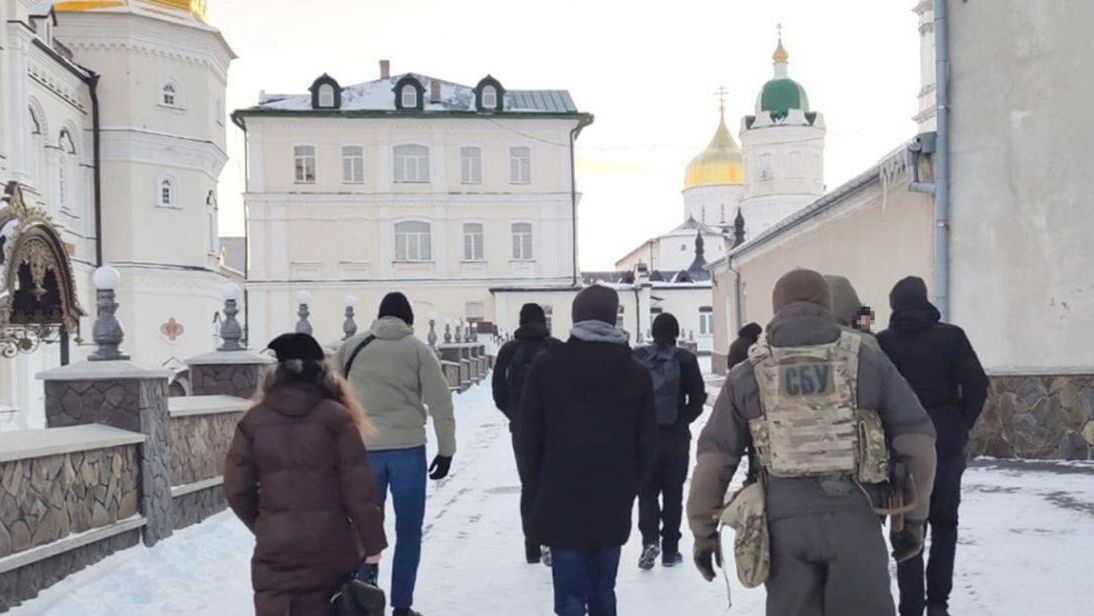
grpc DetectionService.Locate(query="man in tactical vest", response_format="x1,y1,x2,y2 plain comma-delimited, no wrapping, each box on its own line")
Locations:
687,268,938,616
632,313,707,570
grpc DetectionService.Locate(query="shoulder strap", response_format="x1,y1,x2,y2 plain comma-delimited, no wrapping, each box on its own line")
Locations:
343,335,376,375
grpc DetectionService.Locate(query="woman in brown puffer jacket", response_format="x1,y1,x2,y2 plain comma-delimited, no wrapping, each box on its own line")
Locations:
225,333,388,616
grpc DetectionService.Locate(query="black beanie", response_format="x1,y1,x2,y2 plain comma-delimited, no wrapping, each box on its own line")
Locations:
519,303,547,326
378,292,414,325
572,285,619,325
738,322,762,340
267,333,325,362
652,313,680,342
890,276,932,311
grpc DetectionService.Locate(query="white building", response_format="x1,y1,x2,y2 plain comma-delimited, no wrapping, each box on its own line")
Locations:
235,64,592,345
0,0,236,430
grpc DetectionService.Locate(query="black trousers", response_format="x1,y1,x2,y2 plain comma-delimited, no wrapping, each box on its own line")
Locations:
897,450,966,615
511,433,538,555
638,443,690,554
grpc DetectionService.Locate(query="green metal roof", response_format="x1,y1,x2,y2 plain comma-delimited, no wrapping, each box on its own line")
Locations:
759,78,810,120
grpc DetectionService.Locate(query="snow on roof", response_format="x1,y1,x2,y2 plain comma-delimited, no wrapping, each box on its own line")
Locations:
248,73,578,114
27,1,56,16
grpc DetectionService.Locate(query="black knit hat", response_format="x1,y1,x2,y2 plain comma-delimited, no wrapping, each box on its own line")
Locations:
652,313,680,342
572,285,619,325
519,303,547,326
378,292,414,325
267,333,325,362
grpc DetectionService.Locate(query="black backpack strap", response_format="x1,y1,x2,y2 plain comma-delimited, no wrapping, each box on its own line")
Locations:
343,335,376,375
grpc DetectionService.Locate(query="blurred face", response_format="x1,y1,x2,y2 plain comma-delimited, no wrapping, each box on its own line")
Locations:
854,312,875,332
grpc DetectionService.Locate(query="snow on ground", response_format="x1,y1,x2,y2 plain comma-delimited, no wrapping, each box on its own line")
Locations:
10,381,1094,616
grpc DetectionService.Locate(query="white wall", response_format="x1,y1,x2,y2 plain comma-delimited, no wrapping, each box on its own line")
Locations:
948,0,1094,372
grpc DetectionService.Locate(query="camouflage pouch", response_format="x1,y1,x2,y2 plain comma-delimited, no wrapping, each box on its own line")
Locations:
718,479,770,588
854,409,890,484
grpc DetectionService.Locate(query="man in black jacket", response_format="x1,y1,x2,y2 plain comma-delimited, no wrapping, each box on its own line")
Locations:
727,322,762,369
878,277,989,616
520,285,658,616
492,303,559,564
632,313,707,569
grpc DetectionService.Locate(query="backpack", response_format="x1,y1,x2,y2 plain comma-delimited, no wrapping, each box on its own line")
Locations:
638,345,682,427
505,339,550,411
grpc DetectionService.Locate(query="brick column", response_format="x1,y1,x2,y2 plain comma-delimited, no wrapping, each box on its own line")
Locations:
186,351,273,399
39,362,174,546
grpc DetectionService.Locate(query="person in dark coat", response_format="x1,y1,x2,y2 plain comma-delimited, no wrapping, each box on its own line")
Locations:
225,333,387,616
491,302,560,564
520,285,658,616
877,277,989,616
727,322,763,369
632,313,707,569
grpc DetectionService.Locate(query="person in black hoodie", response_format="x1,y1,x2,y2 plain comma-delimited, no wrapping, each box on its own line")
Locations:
877,276,989,616
632,313,707,569
492,303,560,564
727,322,763,369
520,285,657,616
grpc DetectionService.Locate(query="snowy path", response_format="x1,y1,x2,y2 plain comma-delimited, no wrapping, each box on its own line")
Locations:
10,381,1094,615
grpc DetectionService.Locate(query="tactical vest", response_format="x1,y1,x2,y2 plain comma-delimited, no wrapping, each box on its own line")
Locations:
747,331,889,483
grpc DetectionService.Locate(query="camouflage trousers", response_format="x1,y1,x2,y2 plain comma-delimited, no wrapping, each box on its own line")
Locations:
765,509,895,616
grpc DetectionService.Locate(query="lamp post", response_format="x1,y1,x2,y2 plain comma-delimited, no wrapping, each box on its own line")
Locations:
88,266,129,361
295,290,313,335
219,282,245,351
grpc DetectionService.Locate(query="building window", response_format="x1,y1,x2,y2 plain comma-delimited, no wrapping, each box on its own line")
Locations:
395,221,432,262
482,85,498,109
757,153,774,181
509,146,531,184
542,305,553,332
157,176,176,208
393,144,430,183
462,223,484,261
294,145,316,183
788,151,803,179
401,85,418,109
699,306,714,335
161,81,180,108
206,191,219,255
318,84,336,108
460,146,482,184
616,305,625,329
511,222,533,260
342,146,364,184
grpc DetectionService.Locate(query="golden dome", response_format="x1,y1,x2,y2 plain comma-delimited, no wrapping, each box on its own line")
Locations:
773,38,789,64
684,111,744,190
54,0,207,21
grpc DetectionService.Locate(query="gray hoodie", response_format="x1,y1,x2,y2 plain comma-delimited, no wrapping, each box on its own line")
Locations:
337,317,456,456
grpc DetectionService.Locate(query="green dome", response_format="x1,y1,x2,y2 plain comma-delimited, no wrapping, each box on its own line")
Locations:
758,78,809,120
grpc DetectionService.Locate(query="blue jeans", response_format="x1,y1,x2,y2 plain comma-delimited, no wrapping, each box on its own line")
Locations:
358,446,427,610
550,546,622,616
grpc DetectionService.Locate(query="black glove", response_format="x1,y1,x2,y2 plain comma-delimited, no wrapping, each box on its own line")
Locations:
891,520,926,563
428,455,453,480
693,533,723,582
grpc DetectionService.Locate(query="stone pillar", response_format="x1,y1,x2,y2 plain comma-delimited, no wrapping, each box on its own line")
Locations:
39,364,174,546
188,284,275,398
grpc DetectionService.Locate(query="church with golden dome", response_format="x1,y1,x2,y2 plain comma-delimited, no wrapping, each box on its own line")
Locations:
616,34,826,276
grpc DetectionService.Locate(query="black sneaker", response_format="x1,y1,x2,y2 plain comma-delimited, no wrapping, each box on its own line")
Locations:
638,543,661,570
662,551,683,567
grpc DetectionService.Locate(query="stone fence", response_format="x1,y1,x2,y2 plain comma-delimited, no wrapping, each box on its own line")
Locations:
970,373,1094,460
0,425,145,610
168,396,249,530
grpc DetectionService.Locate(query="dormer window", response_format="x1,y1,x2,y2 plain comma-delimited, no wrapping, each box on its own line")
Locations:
393,76,425,111
309,74,342,109
475,76,505,112
161,80,182,108
401,85,418,109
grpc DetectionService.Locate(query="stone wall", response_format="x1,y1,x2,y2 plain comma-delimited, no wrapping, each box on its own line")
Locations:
0,445,139,560
970,374,1094,460
172,488,227,531
168,412,242,487
190,362,264,399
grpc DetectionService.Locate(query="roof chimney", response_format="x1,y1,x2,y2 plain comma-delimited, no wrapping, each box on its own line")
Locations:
430,80,441,104
379,59,390,80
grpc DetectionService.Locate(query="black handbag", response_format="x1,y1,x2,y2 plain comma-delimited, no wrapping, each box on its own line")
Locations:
330,579,386,616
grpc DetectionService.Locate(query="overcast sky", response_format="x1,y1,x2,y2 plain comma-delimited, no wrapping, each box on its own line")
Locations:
210,0,922,271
